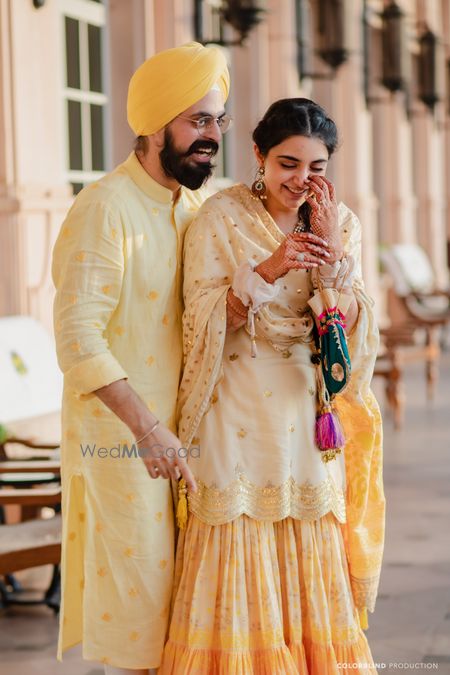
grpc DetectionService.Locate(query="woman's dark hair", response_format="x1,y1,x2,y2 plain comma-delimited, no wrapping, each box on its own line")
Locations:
252,98,338,158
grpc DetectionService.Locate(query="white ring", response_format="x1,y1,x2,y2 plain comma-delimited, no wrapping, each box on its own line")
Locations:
296,252,306,262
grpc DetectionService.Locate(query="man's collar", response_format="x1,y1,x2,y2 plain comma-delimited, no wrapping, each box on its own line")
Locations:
123,152,177,204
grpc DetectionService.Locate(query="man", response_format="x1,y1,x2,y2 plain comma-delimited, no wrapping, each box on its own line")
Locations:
52,42,230,674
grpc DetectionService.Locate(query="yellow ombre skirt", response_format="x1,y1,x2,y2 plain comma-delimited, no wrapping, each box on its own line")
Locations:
160,512,377,674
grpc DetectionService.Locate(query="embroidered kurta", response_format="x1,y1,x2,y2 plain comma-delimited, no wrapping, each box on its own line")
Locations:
52,152,205,669
177,184,385,615
188,271,348,524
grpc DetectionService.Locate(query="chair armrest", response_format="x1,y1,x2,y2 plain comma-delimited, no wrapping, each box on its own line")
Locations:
0,487,61,506
0,461,60,474
413,290,450,303
404,294,450,324
4,437,60,450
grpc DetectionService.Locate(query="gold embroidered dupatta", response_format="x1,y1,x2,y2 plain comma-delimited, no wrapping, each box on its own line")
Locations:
177,184,385,615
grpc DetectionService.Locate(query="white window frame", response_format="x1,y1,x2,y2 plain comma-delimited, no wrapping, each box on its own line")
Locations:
60,0,109,191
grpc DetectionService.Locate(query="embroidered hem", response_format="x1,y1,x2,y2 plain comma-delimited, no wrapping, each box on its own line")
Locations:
188,472,346,525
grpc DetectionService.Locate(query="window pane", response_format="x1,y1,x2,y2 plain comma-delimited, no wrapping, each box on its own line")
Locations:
71,183,84,195
88,24,103,92
65,17,80,89
90,104,105,171
67,100,83,170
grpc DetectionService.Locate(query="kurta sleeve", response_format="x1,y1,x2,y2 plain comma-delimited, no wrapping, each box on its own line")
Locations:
52,199,127,399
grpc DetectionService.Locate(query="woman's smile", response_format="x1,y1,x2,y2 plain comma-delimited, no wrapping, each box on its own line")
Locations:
283,184,308,196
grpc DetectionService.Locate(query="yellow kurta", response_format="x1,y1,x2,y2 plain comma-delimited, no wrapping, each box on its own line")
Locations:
52,152,205,669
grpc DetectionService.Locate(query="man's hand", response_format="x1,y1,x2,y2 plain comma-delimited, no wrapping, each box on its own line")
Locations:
94,379,197,492
138,424,197,492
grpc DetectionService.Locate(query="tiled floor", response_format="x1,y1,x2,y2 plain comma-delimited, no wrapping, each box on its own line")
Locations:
1,355,449,675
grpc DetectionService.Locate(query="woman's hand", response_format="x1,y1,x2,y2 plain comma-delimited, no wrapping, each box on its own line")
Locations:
306,176,343,263
255,232,331,284
138,424,197,492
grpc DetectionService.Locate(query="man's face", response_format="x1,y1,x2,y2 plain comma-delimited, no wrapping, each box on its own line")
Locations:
159,90,225,190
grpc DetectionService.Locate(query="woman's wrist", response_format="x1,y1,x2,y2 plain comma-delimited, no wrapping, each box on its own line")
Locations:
323,238,344,263
314,253,354,289
313,229,343,264
254,261,276,284
328,248,344,264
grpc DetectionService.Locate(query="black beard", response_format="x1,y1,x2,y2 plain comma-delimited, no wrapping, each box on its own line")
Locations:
159,130,219,190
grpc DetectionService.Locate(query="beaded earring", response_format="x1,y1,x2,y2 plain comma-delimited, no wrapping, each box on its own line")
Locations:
251,166,267,200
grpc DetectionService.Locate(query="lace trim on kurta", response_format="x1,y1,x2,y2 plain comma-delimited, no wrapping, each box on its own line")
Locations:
350,574,380,613
188,470,346,525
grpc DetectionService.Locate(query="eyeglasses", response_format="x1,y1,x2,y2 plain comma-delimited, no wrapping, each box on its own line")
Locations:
177,114,233,135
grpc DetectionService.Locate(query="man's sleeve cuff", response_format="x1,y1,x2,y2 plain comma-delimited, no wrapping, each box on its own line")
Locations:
65,353,128,400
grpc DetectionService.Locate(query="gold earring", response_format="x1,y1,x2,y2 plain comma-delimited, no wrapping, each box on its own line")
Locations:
251,166,267,200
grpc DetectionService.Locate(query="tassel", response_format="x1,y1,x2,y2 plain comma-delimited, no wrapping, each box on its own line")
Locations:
315,406,345,451
176,478,188,529
248,309,258,358
314,362,345,462
359,608,369,630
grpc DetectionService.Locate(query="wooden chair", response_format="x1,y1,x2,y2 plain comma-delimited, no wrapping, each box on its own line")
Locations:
0,461,61,612
380,244,450,329
376,244,450,428
0,315,63,610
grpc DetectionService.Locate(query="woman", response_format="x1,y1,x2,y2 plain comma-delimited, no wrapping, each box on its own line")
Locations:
160,98,385,674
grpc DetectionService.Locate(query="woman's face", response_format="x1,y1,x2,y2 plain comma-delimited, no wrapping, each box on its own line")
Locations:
255,135,329,213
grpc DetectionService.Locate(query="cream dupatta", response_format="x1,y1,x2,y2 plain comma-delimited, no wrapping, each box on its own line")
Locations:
177,184,385,616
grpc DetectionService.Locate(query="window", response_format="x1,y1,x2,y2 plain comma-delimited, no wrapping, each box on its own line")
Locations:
61,0,108,194
194,0,225,46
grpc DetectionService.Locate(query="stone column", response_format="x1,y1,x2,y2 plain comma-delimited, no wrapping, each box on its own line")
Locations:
266,0,302,100
372,98,417,245
411,0,448,287
411,110,448,287
227,22,271,184
229,0,314,186
152,0,193,52
440,0,450,260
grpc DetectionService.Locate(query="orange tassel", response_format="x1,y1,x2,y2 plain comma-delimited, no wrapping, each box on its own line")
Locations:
176,479,188,529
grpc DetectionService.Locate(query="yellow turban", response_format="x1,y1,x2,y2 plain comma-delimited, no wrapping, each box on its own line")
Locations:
127,42,230,136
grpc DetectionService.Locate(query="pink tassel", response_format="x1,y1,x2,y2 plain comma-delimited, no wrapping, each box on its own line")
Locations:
315,409,345,451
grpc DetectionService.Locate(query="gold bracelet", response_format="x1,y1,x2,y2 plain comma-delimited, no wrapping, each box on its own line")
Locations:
135,419,160,445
